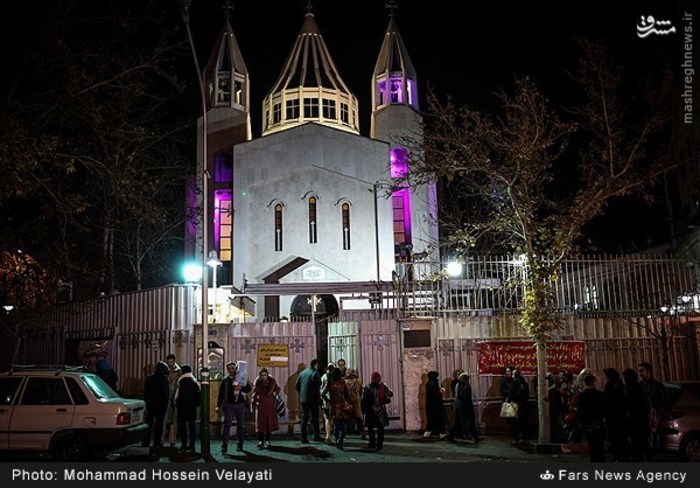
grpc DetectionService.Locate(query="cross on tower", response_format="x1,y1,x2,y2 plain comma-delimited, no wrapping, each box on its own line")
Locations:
223,0,233,19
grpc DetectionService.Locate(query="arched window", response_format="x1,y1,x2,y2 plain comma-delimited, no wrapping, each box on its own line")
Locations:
216,73,231,105
390,147,412,259
214,151,233,183
309,197,317,244
215,191,232,261
342,203,350,250
274,204,283,252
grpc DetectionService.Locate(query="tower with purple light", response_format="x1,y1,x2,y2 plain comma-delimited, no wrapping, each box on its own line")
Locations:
372,2,438,264
188,4,251,285
192,2,439,319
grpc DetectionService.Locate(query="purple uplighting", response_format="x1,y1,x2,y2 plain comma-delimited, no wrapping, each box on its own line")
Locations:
390,147,412,249
390,147,409,178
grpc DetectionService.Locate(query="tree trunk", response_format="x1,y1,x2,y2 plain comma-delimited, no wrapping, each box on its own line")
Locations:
536,340,548,445
10,334,22,366
660,318,671,382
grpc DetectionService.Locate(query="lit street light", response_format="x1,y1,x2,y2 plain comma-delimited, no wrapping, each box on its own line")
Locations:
179,0,211,456
446,261,463,277
207,250,223,316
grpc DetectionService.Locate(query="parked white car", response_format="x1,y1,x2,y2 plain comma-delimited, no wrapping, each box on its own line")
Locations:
0,367,147,460
660,383,700,462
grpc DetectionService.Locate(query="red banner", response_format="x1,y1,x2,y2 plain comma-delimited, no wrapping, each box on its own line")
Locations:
477,341,586,375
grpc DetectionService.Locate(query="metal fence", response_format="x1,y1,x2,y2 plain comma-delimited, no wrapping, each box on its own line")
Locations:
395,254,700,317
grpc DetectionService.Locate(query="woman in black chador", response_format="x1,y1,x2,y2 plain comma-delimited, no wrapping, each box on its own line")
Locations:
424,371,446,439
447,372,482,443
603,367,628,461
507,369,530,445
622,368,650,462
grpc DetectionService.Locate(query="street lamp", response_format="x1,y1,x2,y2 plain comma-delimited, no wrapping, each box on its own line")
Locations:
207,250,223,318
446,261,463,277
179,0,211,456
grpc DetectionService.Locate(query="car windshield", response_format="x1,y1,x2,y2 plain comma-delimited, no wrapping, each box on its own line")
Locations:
82,374,120,400
665,383,684,407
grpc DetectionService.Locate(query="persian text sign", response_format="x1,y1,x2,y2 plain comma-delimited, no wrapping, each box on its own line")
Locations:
257,344,289,367
477,341,586,375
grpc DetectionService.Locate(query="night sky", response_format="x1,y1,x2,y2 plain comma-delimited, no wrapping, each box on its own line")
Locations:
1,0,696,253
177,0,691,137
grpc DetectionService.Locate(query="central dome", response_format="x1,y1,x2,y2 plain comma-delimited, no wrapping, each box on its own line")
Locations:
261,11,359,136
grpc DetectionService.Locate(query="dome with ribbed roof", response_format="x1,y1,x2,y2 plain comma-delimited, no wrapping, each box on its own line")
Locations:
261,11,359,136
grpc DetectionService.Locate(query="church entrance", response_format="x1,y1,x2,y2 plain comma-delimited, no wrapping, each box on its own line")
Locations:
290,294,338,365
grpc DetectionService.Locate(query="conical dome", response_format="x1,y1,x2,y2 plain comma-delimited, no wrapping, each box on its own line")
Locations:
203,17,249,112
262,11,359,136
372,15,418,111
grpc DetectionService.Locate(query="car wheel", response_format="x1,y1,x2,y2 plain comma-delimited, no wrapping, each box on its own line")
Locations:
51,434,88,461
680,433,700,462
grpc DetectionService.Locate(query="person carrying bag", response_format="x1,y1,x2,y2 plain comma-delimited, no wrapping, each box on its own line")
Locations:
500,400,518,418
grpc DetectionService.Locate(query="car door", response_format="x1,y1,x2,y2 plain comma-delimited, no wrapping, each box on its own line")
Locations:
0,377,24,449
9,377,75,450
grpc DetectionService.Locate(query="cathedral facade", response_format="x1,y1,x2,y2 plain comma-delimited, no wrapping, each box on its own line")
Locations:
189,8,438,320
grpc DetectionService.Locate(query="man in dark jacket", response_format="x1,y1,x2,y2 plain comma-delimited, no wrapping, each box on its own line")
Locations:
142,361,170,448
175,364,200,453
576,374,607,462
639,362,668,460
216,361,252,453
295,358,322,443
96,358,118,392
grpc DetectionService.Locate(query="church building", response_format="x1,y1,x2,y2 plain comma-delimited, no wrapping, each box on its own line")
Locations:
188,6,438,321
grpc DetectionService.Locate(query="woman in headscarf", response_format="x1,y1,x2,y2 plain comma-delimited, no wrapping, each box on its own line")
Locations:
344,368,365,439
507,369,530,446
447,372,482,443
320,362,336,445
424,370,447,439
174,364,200,453
322,367,352,450
251,368,281,449
361,371,393,450
622,368,650,462
603,367,628,461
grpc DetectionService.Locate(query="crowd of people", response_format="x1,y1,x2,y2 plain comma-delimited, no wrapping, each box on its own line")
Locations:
137,355,393,454
294,358,393,451
133,353,668,461
503,361,669,462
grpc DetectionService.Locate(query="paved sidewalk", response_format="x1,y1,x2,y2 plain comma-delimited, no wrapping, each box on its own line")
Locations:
117,433,591,463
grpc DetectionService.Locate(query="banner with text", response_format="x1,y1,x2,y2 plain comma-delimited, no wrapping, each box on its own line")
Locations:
477,340,586,375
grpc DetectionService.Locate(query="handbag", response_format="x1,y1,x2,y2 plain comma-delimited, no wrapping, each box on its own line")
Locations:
500,401,518,418
274,395,286,417
340,400,354,416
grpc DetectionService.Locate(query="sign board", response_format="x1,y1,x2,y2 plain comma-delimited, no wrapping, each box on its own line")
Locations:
257,344,289,367
476,340,586,375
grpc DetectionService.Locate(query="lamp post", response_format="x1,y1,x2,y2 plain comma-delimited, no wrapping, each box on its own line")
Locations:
207,250,223,318
179,0,211,455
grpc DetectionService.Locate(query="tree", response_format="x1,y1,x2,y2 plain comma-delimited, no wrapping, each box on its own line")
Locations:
404,40,672,444
0,1,191,297
0,250,56,369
